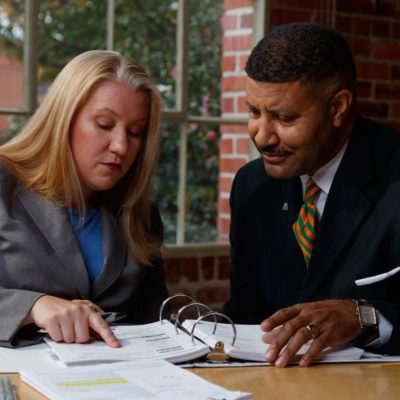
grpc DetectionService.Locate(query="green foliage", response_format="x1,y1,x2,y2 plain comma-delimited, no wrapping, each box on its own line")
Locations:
0,0,223,243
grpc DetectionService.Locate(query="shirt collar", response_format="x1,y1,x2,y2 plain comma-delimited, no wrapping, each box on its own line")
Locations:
300,140,349,195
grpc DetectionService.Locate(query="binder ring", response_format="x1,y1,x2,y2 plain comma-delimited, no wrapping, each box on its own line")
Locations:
174,302,216,334
190,311,237,346
159,293,196,324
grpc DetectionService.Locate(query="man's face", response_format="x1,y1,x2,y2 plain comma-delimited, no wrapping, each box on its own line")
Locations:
246,78,348,178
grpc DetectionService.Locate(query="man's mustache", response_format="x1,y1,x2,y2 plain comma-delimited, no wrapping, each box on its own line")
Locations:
257,144,292,156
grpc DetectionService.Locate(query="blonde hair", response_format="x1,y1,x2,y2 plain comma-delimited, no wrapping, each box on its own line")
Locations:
0,50,162,266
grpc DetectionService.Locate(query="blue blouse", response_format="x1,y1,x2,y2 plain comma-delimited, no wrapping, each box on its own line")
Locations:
67,208,103,283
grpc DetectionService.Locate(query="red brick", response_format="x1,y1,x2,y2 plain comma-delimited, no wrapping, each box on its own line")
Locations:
221,55,236,72
373,20,390,38
217,232,230,244
391,65,400,80
376,0,400,18
220,124,248,134
352,17,371,36
237,138,249,154
357,81,372,98
221,75,247,92
238,95,248,113
201,257,215,280
196,286,230,306
346,36,371,57
239,55,248,70
218,256,230,279
375,83,400,100
219,176,233,192
391,103,400,118
223,34,253,52
165,258,183,284
218,217,231,234
373,42,400,60
218,196,230,215
220,157,247,173
224,0,253,9
221,14,237,30
219,137,234,154
183,257,199,282
221,97,235,113
336,15,352,34
271,9,312,26
393,22,400,39
240,13,253,29
337,0,375,14
358,101,389,118
356,61,390,80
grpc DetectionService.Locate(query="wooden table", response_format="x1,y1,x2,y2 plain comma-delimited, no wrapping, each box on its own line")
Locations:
2,362,400,399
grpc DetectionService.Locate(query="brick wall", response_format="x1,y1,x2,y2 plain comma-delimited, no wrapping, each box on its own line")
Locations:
0,53,23,131
167,0,400,311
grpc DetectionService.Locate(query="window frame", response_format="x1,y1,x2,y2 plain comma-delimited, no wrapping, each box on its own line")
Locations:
0,0,269,255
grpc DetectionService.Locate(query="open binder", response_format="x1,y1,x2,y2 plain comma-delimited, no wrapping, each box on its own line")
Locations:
43,293,365,366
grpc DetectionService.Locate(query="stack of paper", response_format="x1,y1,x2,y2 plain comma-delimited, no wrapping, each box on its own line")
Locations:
44,320,210,366
21,359,252,400
182,320,365,363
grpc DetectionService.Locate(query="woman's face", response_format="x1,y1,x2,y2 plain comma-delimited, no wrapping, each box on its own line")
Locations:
70,80,149,200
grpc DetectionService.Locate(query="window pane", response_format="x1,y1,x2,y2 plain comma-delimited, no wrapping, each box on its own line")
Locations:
37,1,107,85
154,122,180,244
188,0,224,117
114,0,177,110
0,1,24,110
0,114,28,144
185,122,219,243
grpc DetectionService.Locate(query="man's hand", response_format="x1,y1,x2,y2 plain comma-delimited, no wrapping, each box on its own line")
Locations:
26,295,120,348
261,299,361,367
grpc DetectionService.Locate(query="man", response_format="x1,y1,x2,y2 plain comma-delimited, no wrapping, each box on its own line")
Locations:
223,22,400,367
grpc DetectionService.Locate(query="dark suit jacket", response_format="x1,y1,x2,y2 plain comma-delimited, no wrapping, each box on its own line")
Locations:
0,165,168,348
223,117,400,354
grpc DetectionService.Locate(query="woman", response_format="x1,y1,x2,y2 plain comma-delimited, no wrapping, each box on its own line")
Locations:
0,50,168,348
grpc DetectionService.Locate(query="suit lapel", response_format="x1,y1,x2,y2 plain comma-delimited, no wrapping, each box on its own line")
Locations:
17,189,90,298
300,119,375,301
90,209,130,298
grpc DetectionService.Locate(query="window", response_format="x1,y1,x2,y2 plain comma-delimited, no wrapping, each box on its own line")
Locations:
0,0,268,249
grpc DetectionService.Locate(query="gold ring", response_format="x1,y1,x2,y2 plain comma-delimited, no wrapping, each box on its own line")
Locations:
306,324,320,339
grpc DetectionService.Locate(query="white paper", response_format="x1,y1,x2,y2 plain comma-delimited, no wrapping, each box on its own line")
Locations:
44,320,210,366
355,266,400,286
182,320,365,363
21,359,252,400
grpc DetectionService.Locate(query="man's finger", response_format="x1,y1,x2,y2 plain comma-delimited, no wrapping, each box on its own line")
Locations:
299,336,326,367
261,306,300,331
274,326,312,367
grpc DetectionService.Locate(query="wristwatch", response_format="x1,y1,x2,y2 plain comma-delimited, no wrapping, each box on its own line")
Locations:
352,300,379,346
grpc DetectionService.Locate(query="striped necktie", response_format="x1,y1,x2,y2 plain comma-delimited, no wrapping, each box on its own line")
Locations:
293,178,321,267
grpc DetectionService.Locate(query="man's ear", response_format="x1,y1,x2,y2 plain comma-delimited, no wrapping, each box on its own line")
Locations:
330,89,353,128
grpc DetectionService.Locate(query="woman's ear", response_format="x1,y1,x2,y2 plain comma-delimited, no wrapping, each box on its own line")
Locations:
330,89,353,128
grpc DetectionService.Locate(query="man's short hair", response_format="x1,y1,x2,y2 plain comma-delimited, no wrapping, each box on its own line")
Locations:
246,22,356,93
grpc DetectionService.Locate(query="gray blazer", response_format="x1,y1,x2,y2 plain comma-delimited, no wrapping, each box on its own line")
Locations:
0,165,168,347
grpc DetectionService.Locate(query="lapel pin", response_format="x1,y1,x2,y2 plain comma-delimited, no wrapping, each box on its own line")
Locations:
282,202,289,211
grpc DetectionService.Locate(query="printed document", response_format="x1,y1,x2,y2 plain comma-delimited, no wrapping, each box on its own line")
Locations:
21,359,252,400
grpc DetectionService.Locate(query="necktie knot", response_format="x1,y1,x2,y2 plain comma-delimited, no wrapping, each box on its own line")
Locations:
293,178,321,267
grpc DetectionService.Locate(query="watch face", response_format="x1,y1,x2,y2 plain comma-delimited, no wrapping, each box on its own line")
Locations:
359,304,377,326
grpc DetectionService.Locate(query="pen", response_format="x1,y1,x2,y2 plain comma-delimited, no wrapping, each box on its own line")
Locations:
37,311,127,334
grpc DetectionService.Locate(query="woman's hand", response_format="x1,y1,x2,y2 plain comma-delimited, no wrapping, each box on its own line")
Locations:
26,295,120,348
